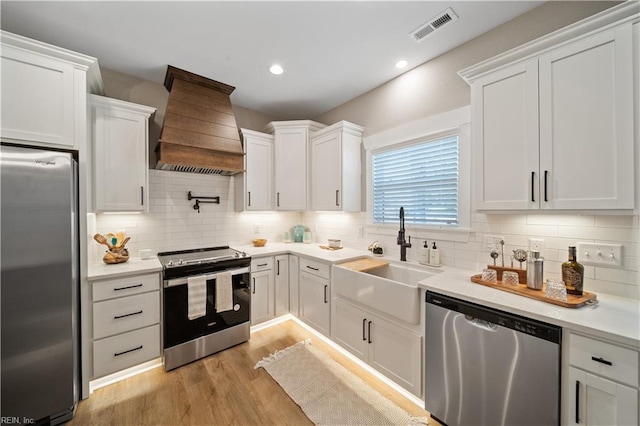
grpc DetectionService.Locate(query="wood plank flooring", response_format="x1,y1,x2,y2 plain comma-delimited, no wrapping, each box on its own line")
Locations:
71,319,434,425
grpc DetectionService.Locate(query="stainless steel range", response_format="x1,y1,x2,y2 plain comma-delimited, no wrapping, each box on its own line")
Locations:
158,246,251,370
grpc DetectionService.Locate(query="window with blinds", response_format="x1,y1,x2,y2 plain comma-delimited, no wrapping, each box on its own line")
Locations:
372,135,459,226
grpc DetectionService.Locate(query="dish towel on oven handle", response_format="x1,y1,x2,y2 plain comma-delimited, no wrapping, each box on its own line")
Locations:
216,271,233,313
187,275,207,320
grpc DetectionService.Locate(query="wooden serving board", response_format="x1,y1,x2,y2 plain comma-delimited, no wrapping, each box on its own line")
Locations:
470,274,597,308
339,258,389,273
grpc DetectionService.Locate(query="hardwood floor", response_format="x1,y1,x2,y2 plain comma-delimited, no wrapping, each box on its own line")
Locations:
72,319,433,425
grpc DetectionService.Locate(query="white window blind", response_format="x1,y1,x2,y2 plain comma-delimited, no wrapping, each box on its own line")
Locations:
372,135,459,226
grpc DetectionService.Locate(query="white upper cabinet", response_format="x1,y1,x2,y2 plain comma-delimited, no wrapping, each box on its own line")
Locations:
0,31,102,149
539,27,634,210
235,129,273,211
472,59,539,210
461,6,637,211
91,95,155,212
311,121,364,212
266,120,325,211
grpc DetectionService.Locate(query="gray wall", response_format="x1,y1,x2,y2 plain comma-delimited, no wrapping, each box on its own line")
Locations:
312,1,620,136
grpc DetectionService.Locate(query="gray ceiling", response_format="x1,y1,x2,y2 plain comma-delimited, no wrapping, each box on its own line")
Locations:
0,1,544,119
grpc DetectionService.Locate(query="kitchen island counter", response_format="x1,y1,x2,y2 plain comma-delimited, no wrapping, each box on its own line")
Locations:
417,265,640,349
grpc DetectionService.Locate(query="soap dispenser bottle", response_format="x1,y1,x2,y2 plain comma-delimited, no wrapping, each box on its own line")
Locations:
429,242,440,266
420,241,430,265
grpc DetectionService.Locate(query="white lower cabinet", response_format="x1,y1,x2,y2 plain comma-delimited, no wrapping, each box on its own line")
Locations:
332,298,421,396
275,254,290,317
568,367,637,426
289,255,300,317
91,271,161,379
299,258,331,336
564,332,639,425
250,257,275,325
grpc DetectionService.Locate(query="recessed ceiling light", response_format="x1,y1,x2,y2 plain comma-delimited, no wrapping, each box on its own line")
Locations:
396,60,408,69
269,64,284,75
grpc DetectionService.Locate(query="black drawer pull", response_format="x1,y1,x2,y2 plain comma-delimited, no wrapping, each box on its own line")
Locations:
531,171,535,202
114,283,143,291
544,170,549,202
114,310,143,320
114,345,143,357
257,263,268,267
591,356,612,366
306,265,319,271
362,318,367,341
576,380,580,424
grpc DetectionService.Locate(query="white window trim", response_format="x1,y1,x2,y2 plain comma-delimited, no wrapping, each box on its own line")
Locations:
364,106,471,243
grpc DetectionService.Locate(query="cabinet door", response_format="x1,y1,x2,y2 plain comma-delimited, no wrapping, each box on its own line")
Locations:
245,133,273,211
274,255,289,316
289,255,300,317
331,299,368,361
539,26,634,209
1,45,76,147
274,127,308,210
299,271,330,335
94,104,149,212
251,269,274,325
473,59,539,210
368,315,422,396
311,131,342,211
568,367,638,426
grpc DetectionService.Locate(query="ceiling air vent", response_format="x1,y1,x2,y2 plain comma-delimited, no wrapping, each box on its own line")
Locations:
409,7,458,42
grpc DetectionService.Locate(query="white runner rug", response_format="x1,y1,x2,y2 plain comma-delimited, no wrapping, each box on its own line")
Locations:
254,339,428,426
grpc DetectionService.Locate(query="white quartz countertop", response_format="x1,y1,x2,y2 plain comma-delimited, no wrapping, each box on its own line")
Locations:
235,242,370,264
88,257,162,280
417,265,640,349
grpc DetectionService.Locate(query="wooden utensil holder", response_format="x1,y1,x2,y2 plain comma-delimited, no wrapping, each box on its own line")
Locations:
487,265,527,284
103,248,129,264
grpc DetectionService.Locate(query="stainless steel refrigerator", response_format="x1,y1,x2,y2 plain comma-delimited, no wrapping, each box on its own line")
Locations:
1,144,79,424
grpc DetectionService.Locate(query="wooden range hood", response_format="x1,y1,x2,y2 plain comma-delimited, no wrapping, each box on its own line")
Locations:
155,66,244,175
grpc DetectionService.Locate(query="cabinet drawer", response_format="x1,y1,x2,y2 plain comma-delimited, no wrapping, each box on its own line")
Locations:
569,333,638,387
92,273,160,302
93,291,160,339
300,258,330,280
93,324,160,378
251,257,273,272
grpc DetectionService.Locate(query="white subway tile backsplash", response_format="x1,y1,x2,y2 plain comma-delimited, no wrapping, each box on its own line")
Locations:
526,214,595,227
93,169,639,300
595,215,639,228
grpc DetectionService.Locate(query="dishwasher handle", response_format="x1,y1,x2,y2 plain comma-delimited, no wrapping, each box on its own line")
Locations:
464,315,498,332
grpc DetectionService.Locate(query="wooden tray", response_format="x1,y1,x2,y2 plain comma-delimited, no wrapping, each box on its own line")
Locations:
339,258,389,273
471,274,597,308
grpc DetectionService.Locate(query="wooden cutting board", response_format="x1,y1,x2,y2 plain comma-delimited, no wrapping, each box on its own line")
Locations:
338,258,389,272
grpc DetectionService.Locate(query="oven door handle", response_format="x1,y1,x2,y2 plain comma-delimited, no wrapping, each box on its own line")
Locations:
163,266,250,288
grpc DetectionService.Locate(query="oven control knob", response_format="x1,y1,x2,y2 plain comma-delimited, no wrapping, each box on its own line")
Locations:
178,259,184,265
167,260,174,267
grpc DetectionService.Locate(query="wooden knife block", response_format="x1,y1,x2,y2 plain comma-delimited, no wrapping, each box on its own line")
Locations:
487,265,527,284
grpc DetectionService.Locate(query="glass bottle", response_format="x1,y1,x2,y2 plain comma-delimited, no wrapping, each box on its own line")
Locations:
562,246,584,295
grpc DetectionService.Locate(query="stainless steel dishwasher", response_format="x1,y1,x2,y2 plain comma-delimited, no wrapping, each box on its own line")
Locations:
425,291,561,426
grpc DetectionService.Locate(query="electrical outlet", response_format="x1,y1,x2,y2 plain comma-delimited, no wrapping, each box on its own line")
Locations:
254,224,260,234
529,238,545,253
576,242,623,268
484,235,505,251
358,226,365,237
